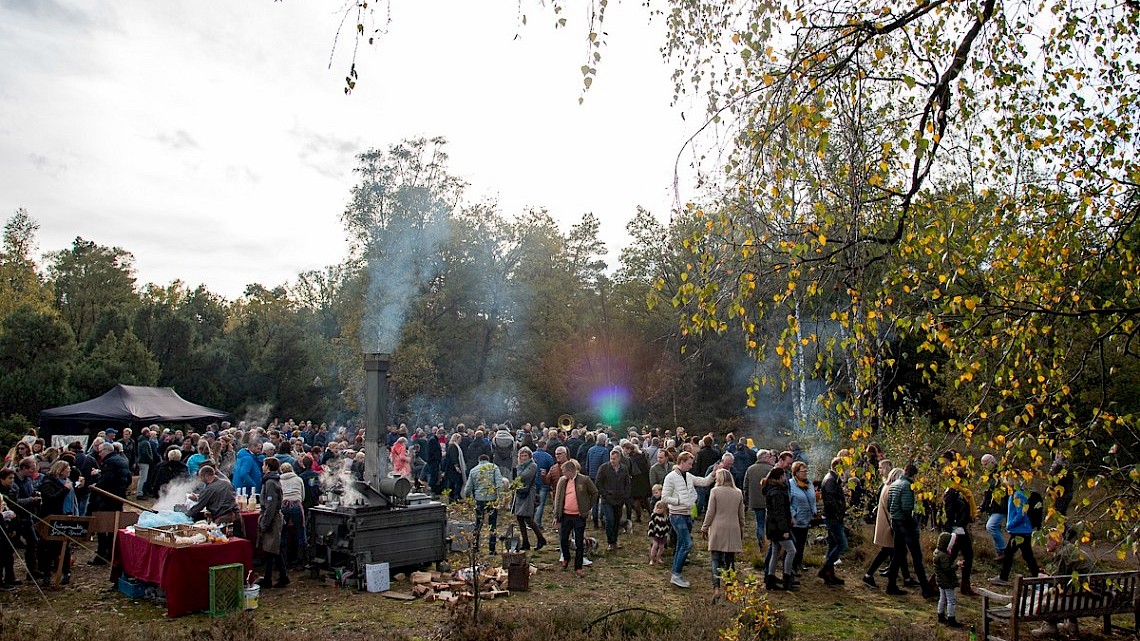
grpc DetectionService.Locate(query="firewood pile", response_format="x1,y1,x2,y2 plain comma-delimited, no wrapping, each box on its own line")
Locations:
385,566,533,603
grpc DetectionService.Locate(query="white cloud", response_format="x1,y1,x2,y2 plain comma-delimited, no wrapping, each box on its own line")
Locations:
0,0,696,299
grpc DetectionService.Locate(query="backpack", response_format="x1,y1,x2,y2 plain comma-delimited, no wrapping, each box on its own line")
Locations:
1026,491,1045,530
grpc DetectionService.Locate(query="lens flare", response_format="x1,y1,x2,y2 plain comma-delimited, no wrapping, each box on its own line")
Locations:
590,385,630,425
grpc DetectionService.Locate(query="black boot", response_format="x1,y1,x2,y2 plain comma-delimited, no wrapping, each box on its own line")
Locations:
783,574,799,591
825,566,845,585
886,582,908,596
765,574,784,590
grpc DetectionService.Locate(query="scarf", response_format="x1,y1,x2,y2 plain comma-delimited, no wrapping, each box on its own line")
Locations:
951,481,978,521
795,478,810,491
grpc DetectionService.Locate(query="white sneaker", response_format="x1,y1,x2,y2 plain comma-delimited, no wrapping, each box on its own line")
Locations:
582,557,593,567
671,574,691,588
988,576,1011,586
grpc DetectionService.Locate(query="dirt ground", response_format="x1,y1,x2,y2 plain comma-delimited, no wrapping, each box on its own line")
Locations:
1,509,1133,641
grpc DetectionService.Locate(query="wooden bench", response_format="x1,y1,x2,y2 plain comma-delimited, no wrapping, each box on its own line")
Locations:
979,570,1139,641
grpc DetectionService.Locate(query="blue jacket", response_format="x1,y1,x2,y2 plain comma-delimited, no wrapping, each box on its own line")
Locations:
233,448,262,492
275,452,297,471
586,444,611,479
463,461,503,502
1006,489,1034,535
186,453,208,476
788,480,817,527
531,449,555,487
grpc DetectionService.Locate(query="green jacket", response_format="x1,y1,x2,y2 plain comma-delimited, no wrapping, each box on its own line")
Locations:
933,532,957,588
887,475,916,523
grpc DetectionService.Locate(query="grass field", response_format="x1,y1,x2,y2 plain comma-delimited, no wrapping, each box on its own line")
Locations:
1,511,1134,641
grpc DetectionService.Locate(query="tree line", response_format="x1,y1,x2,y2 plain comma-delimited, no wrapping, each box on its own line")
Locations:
0,138,770,444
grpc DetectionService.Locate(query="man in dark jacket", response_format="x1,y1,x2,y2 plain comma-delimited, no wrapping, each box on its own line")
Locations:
147,449,189,499
693,436,721,516
424,429,443,494
564,430,584,469
819,456,848,586
731,442,756,491
135,429,156,499
743,450,773,552
67,441,96,515
594,449,631,551
465,430,492,468
91,443,132,564
885,463,936,597
12,458,42,577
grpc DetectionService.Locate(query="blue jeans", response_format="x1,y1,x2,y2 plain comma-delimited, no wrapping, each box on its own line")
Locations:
534,485,550,528
669,514,693,575
711,550,735,587
602,503,620,545
475,500,499,553
823,517,847,567
752,508,767,550
986,513,1006,554
280,502,306,562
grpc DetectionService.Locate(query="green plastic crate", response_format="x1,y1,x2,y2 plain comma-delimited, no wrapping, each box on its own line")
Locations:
209,563,245,618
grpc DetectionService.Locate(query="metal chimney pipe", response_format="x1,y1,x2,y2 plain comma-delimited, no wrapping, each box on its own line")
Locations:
363,353,391,489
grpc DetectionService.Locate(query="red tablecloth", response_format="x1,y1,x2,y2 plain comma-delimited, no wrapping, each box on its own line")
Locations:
241,511,260,541
113,529,253,617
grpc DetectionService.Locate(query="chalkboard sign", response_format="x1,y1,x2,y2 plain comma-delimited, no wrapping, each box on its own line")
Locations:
36,515,95,542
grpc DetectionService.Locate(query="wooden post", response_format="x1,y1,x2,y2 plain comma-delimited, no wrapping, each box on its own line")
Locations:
1010,575,1021,641
88,486,159,514
52,543,67,588
109,512,120,573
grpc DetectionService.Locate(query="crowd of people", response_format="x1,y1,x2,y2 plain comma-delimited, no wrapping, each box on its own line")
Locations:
1,419,1084,636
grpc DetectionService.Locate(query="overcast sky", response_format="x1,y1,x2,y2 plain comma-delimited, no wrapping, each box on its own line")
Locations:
0,0,698,299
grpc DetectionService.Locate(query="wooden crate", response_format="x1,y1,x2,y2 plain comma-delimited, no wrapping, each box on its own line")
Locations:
134,524,202,547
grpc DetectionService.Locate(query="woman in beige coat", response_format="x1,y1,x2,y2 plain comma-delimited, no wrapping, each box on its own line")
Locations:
702,468,745,602
863,467,913,588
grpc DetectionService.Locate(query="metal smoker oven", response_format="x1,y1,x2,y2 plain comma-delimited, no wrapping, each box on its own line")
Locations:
308,479,446,588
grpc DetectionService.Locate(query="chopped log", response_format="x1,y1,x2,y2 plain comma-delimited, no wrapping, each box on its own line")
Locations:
412,584,430,597
431,582,450,590
410,571,433,584
394,573,407,581
380,591,416,601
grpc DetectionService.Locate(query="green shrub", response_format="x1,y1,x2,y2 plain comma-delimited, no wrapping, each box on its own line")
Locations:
0,413,35,453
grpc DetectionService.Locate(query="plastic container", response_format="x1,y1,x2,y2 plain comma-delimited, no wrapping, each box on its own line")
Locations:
117,576,148,599
244,584,260,610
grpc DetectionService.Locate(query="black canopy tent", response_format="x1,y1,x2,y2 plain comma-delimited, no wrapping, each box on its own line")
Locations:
38,384,233,440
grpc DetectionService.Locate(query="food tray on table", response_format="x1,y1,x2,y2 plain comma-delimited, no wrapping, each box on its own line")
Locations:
133,524,210,548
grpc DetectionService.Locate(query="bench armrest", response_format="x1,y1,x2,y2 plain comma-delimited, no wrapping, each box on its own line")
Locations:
977,587,1013,604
